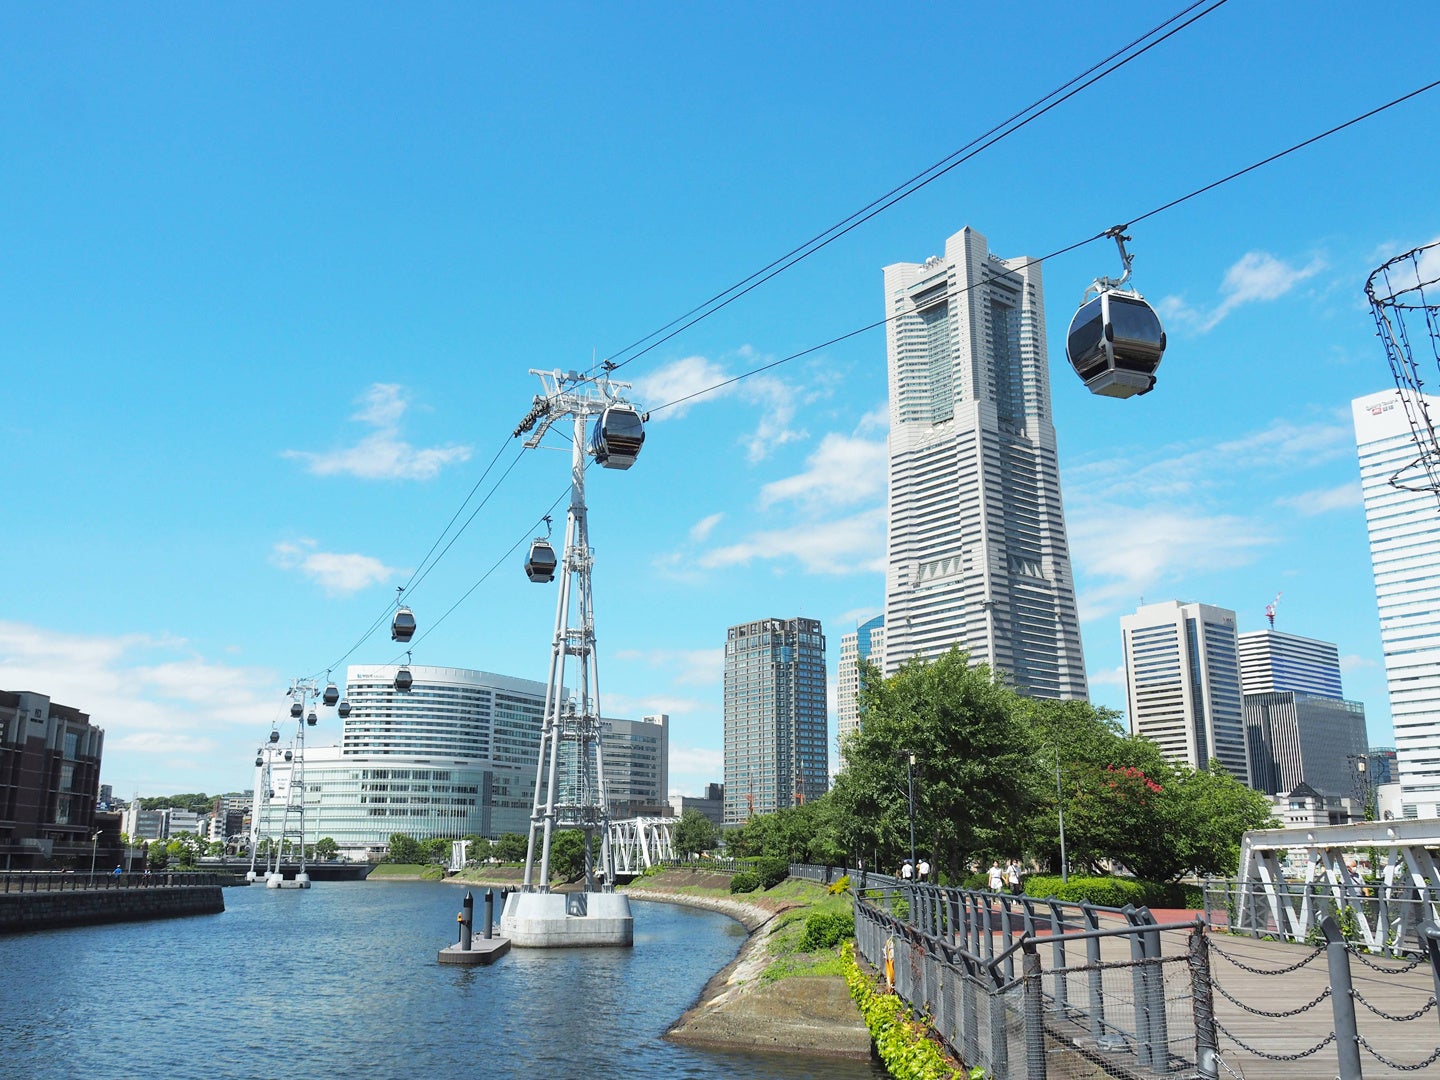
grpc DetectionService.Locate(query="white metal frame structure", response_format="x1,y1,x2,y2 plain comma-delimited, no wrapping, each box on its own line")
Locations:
608,817,676,874
1232,819,1440,953
515,369,638,896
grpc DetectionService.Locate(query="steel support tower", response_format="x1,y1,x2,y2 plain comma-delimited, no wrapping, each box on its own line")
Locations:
504,368,639,946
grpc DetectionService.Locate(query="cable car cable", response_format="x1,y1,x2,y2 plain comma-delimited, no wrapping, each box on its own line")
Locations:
649,75,1440,416
595,0,1232,378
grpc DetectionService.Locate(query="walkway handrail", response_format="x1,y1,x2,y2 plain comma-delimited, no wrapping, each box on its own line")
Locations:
0,871,230,893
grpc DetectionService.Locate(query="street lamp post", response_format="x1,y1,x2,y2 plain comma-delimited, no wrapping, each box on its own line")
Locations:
89,831,101,883
1352,755,1372,822
1054,745,1069,884
904,751,917,872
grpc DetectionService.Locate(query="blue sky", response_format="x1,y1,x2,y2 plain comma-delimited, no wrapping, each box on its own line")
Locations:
3,4,1437,802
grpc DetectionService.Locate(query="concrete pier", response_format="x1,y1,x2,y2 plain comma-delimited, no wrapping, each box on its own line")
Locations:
500,889,633,947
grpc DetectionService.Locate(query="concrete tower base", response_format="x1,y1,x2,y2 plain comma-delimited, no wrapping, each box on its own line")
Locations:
500,890,633,948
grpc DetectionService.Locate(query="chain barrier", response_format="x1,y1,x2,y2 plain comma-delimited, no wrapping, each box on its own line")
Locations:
1352,987,1438,1022
1347,946,1425,973
1355,1033,1440,1072
1214,1020,1335,1061
1213,1051,1248,1080
1208,940,1324,975
1212,979,1330,1017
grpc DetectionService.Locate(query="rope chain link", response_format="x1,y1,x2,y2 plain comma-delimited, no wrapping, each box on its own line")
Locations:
1216,1020,1336,1060
1208,940,1324,975
1352,988,1438,1023
1356,1033,1440,1072
1213,979,1330,1017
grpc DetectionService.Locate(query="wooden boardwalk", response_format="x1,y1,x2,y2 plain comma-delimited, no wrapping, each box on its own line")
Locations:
1118,919,1439,1080
966,909,1439,1078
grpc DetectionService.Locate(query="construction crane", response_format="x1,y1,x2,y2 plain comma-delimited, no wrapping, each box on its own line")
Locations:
1265,592,1282,629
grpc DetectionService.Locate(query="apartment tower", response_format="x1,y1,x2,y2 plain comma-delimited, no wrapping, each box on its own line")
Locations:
882,227,1086,698
722,617,828,826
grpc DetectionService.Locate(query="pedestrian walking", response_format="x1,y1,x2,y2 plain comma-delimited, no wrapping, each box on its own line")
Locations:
900,860,914,881
1006,859,1022,896
987,860,1003,892
917,859,930,882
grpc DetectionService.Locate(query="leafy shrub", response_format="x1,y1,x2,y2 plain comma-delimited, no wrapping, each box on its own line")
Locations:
827,874,851,895
844,942,971,1079
420,864,446,881
729,871,761,894
799,910,855,951
1021,874,1149,908
755,856,790,890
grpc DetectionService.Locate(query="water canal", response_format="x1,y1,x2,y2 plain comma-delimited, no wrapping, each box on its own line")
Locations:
1,881,888,1079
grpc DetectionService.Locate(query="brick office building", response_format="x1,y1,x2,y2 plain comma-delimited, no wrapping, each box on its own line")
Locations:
0,690,105,869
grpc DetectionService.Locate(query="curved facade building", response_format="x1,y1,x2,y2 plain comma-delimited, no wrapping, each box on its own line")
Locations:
257,665,547,855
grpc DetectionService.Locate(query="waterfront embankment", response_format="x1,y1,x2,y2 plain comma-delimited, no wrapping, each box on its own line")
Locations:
625,870,873,1060
0,881,225,933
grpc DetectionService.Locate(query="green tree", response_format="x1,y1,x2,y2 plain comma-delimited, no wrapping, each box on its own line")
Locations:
313,837,339,861
421,837,452,865
549,830,593,881
494,833,528,863
387,833,422,864
463,835,493,864
146,841,167,870
673,809,719,857
831,648,1037,880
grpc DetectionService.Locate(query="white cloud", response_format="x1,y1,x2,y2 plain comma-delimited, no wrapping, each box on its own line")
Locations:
698,505,887,575
1066,419,1351,501
272,539,403,596
631,356,734,419
689,513,724,542
1087,664,1127,688
1340,654,1379,674
0,620,281,795
631,353,807,462
1160,251,1324,333
1277,481,1362,516
612,647,725,686
1069,507,1275,622
758,431,888,511
283,382,471,480
833,605,883,628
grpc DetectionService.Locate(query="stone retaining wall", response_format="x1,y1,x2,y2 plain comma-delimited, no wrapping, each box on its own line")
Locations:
0,886,225,934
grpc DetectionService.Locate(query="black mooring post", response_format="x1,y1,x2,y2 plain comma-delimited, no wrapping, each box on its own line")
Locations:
461,891,474,951
484,888,495,939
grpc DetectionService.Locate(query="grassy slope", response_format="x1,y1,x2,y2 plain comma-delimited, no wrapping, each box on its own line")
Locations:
627,871,854,982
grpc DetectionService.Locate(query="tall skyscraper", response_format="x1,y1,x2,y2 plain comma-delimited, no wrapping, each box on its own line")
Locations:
1120,600,1250,782
1353,388,1440,818
835,614,884,765
722,617,828,826
881,226,1087,699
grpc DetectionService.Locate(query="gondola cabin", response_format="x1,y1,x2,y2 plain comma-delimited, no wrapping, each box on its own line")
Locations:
590,403,645,469
307,711,318,727
337,699,351,719
1065,289,1166,398
269,729,280,744
525,538,558,583
391,606,416,643
290,701,303,719
322,683,339,707
394,667,413,692
284,749,293,762
255,753,263,767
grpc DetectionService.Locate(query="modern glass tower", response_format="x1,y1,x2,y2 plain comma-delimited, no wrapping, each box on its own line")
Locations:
1237,629,1368,798
1353,388,1440,818
835,615,884,766
1120,600,1250,783
722,617,828,826
881,226,1087,699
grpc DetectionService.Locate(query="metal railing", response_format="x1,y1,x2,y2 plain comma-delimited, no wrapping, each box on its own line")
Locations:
853,882,1213,1080
0,871,231,893
1206,875,1440,956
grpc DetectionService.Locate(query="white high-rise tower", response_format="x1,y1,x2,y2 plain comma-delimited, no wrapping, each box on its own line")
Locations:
882,226,1086,698
1353,388,1440,818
